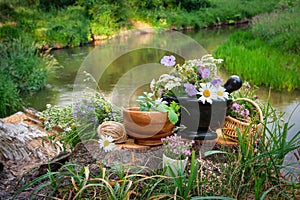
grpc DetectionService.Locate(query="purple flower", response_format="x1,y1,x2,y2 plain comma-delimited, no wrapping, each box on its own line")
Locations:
197,67,210,79
160,55,176,67
161,134,194,159
232,103,241,110
184,83,198,96
240,108,250,119
211,78,223,86
73,113,77,118
240,110,245,118
246,109,250,117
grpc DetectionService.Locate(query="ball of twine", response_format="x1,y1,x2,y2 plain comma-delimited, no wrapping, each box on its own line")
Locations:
97,121,127,144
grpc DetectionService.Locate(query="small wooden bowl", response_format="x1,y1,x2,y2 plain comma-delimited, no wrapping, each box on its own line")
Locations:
123,107,174,146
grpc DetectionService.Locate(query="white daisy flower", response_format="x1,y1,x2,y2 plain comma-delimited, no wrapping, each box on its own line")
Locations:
215,85,229,100
197,83,217,104
65,127,72,132
98,135,115,152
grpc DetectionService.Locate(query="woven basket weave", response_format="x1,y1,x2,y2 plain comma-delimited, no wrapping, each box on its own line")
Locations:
222,98,264,141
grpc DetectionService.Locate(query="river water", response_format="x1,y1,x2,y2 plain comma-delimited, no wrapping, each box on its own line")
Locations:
24,27,299,179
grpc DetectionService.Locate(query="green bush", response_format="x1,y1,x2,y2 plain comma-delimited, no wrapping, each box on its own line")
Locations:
129,0,211,11
78,0,130,36
39,0,76,10
0,37,55,117
37,6,91,47
0,0,283,47
0,37,50,92
0,74,24,118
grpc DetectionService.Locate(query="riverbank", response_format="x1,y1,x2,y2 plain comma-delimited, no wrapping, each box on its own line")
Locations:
0,0,280,49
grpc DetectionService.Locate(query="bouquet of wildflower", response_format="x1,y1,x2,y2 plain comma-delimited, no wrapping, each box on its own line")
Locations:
151,54,228,104
161,134,194,160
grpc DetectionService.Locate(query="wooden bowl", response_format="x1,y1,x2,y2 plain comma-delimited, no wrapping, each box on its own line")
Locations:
123,107,174,146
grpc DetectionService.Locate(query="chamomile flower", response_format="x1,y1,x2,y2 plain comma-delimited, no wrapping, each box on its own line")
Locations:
215,85,229,100
64,126,72,132
197,83,217,104
98,135,115,152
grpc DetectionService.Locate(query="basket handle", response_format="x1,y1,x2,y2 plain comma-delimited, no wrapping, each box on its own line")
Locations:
232,98,264,124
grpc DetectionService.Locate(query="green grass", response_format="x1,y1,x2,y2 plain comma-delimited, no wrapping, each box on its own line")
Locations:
215,31,300,91
0,73,24,117
214,1,300,91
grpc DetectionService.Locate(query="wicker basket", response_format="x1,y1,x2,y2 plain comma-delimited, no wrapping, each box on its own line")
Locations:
222,98,264,141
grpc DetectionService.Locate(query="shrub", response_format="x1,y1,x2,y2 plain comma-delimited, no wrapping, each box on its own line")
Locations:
0,74,23,118
38,6,91,47
0,37,55,117
78,0,130,36
0,37,51,92
39,0,76,10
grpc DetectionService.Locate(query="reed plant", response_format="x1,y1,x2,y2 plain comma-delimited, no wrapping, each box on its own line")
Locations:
215,31,300,91
215,2,300,91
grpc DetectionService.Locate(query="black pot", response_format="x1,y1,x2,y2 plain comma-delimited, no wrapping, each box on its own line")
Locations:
176,96,228,140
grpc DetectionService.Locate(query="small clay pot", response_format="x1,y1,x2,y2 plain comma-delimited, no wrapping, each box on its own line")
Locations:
123,107,174,146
